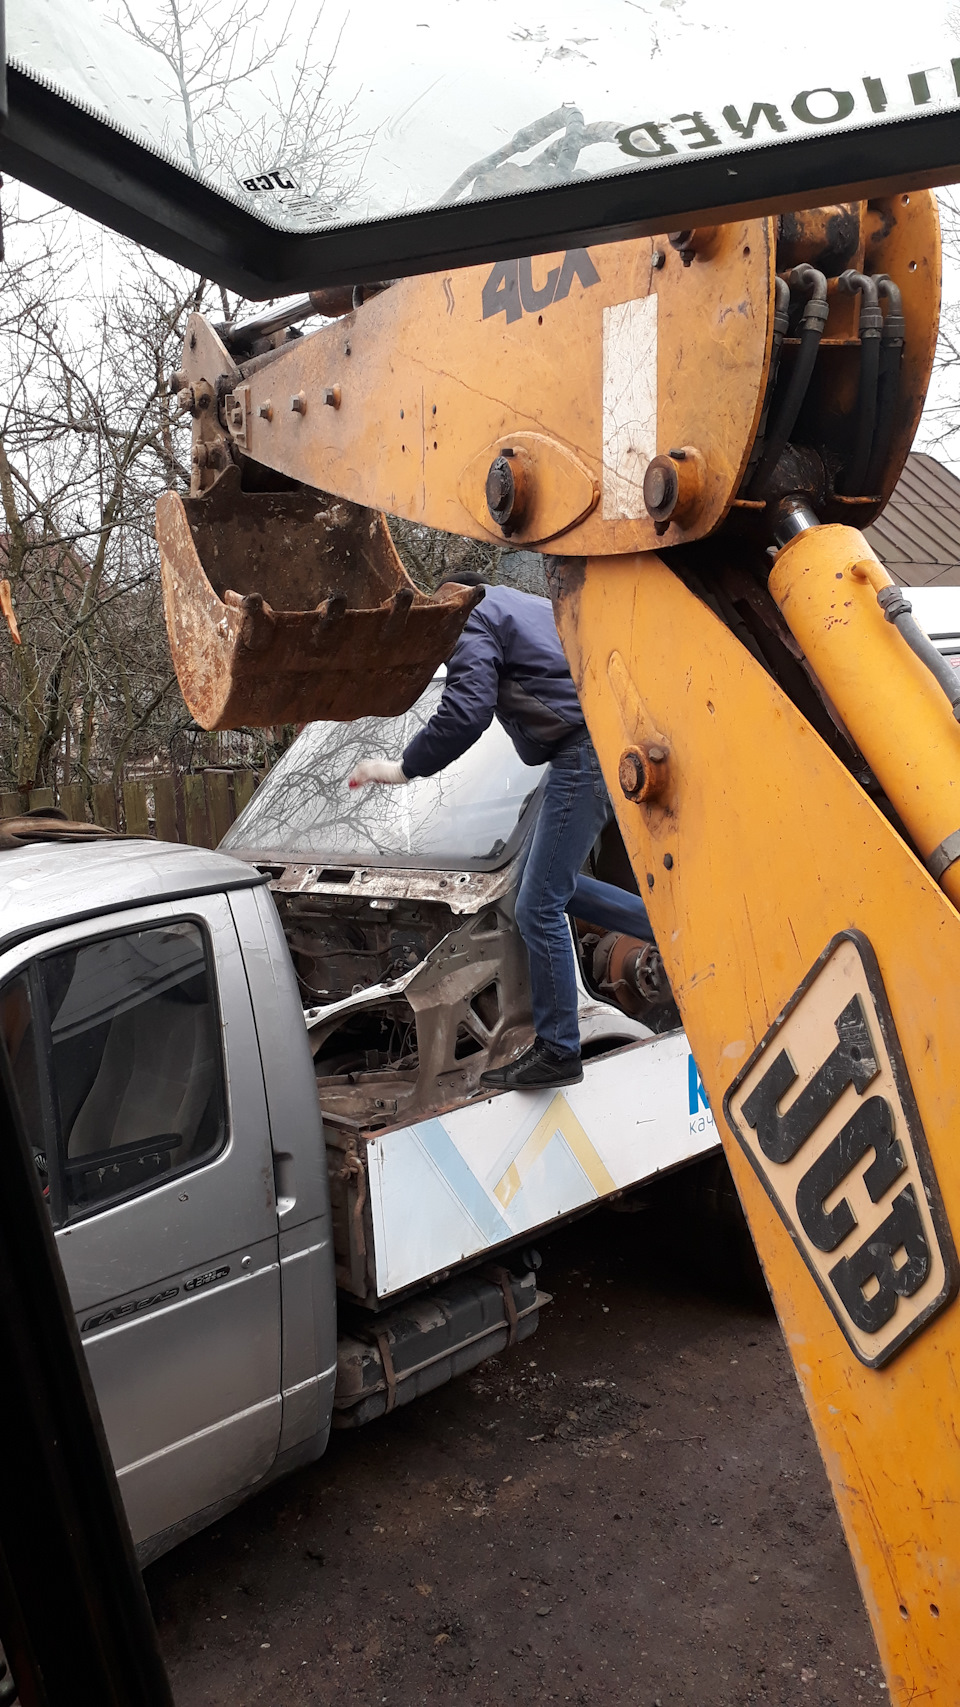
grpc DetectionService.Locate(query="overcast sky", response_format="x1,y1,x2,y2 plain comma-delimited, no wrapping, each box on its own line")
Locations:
14,0,960,223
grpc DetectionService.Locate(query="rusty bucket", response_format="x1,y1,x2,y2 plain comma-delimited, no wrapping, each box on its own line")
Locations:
156,467,481,730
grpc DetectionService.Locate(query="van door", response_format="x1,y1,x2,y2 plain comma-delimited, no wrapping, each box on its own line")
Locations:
0,892,282,1549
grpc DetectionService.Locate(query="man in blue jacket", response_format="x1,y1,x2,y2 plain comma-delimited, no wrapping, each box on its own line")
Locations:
348,574,610,1088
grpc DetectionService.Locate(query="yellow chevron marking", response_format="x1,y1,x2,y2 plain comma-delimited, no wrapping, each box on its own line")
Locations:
494,1093,616,1209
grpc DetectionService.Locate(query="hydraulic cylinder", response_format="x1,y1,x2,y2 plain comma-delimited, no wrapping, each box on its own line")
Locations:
769,525,960,910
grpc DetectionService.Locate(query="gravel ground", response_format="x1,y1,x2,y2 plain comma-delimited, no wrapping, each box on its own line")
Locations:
148,1171,886,1706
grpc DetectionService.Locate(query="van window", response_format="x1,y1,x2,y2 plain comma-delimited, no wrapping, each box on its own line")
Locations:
0,921,227,1223
0,969,48,1195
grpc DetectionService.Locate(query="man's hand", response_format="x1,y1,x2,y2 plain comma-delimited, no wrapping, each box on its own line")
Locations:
348,758,409,789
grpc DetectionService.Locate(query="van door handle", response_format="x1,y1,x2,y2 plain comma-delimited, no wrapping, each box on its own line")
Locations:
273,1151,296,1218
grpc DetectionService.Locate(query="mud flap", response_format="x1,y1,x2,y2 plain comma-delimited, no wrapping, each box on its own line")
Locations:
155,466,481,730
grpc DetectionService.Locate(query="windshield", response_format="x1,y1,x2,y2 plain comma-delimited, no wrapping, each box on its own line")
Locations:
13,1,960,237
220,682,546,870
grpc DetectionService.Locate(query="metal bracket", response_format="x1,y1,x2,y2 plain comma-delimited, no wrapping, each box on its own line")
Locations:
223,385,252,450
927,828,960,882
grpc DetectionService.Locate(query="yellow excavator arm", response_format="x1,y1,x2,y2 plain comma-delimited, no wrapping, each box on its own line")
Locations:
160,193,960,1703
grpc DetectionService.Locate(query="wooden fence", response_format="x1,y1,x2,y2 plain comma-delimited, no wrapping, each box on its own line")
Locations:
0,768,259,849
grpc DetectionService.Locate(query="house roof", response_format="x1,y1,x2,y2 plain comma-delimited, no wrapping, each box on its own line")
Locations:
865,453,960,587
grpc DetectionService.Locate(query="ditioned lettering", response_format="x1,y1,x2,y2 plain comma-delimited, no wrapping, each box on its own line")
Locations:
616,58,960,166
791,87,856,125
669,111,721,150
908,69,938,105
722,102,787,139
862,77,888,112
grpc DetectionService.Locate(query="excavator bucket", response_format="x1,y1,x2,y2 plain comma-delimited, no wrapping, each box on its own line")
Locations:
155,467,481,730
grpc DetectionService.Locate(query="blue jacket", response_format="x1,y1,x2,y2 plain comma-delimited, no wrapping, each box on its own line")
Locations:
402,585,586,779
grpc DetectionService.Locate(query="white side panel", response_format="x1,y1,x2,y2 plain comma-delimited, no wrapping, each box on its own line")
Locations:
601,295,658,521
368,1032,719,1297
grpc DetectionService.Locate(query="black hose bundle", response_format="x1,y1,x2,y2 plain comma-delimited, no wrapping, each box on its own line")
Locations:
863,275,906,497
837,270,883,495
748,265,828,499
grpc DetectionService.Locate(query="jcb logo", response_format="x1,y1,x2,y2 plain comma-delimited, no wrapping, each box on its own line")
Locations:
725,932,956,1367
240,170,297,194
481,250,600,324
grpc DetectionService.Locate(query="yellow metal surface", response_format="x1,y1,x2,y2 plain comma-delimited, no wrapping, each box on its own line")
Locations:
456,431,599,545
770,527,960,908
554,547,960,1704
179,227,775,556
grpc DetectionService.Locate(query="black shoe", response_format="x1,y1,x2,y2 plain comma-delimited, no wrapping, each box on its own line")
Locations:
480,1038,584,1090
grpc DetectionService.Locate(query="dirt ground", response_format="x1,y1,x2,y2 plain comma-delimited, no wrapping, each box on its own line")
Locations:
148,1174,887,1707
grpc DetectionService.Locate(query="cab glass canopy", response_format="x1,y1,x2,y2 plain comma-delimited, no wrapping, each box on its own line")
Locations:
220,681,546,871
6,0,960,294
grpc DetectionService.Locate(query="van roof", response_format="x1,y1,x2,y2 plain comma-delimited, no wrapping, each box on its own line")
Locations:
0,839,264,959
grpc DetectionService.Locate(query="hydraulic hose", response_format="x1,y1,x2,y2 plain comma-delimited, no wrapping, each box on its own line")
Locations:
749,265,828,499
837,270,882,495
875,584,960,721
740,275,791,491
217,281,393,352
862,275,906,497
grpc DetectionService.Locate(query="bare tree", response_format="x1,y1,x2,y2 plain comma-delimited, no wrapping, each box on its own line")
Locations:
0,0,547,806
118,0,371,237
0,189,208,796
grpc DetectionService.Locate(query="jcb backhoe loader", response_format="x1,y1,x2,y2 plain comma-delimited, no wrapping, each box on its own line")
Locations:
156,191,960,1703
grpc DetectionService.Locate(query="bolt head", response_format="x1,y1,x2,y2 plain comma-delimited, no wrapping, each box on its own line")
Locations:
618,749,644,798
643,455,681,521
486,455,517,526
646,467,667,509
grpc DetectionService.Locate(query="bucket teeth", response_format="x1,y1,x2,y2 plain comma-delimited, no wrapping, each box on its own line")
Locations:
315,592,348,622
387,586,415,620
156,466,481,730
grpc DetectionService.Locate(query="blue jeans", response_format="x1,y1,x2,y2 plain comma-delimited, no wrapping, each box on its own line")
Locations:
515,734,612,1056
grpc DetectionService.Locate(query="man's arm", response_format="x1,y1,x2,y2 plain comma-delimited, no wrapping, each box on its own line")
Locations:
400,615,502,779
